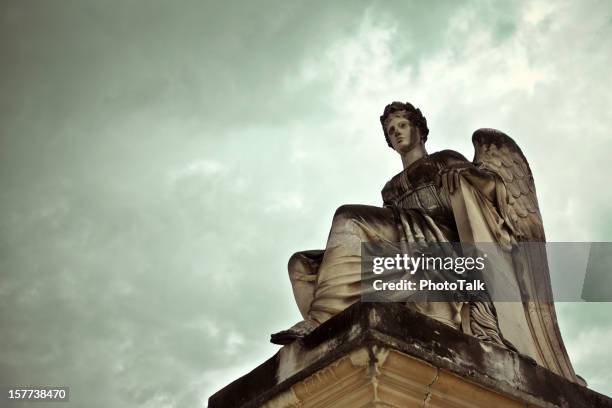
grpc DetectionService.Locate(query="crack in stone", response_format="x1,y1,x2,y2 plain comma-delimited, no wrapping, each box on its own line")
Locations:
422,368,439,408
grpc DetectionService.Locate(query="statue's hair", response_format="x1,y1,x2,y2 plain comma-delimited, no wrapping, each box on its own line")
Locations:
380,101,429,147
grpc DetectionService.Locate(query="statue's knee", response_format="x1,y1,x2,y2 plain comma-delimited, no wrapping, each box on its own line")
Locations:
332,204,393,236
332,204,362,226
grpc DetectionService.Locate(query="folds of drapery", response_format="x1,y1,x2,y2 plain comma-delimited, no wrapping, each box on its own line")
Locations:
450,175,578,382
289,204,467,330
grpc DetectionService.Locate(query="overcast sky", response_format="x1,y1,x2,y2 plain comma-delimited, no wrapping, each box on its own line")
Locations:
1,1,611,407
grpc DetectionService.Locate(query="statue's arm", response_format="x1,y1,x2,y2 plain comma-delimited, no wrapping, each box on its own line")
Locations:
437,154,499,202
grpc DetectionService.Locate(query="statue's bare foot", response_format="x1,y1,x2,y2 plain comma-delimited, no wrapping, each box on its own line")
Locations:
270,319,318,345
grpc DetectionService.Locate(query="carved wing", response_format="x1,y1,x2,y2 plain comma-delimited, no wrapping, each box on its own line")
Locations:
471,128,544,242
470,128,578,382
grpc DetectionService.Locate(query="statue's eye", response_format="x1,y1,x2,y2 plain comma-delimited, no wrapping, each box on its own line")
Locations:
399,122,406,128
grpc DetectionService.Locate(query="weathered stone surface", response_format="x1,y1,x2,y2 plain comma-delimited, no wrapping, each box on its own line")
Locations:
208,303,612,408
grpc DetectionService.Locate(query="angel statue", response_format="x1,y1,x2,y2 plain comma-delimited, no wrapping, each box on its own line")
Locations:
270,101,579,383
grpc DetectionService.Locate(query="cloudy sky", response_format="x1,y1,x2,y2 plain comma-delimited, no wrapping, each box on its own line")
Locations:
1,0,611,407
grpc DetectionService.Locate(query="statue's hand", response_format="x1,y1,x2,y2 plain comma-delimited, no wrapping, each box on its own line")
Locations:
438,163,496,199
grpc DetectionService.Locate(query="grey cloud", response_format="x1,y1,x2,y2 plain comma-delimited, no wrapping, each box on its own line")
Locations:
1,1,612,407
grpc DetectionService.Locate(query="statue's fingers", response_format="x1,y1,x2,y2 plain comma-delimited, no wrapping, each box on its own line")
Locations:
441,171,449,192
447,171,455,194
453,171,460,193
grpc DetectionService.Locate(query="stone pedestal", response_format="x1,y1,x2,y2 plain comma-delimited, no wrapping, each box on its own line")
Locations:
208,303,612,408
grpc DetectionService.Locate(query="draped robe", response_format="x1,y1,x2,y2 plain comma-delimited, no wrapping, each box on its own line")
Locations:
287,145,578,382
291,150,500,336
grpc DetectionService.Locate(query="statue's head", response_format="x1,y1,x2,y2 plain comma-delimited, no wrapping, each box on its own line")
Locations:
380,102,429,153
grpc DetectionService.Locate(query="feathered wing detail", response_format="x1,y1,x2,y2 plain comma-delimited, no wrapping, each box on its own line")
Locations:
470,128,578,382
472,128,544,243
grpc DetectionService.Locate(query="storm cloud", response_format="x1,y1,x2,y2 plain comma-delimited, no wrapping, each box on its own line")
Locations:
1,1,611,406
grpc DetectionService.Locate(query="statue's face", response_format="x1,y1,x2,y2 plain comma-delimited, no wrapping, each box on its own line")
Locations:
385,113,421,154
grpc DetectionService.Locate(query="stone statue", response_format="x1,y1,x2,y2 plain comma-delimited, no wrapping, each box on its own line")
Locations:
271,102,578,382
